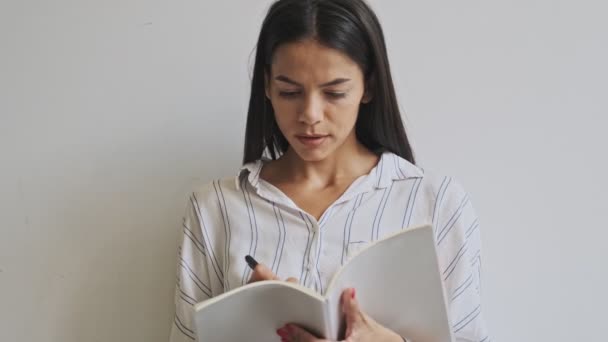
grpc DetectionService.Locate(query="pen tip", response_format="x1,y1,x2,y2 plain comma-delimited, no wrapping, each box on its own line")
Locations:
245,255,258,269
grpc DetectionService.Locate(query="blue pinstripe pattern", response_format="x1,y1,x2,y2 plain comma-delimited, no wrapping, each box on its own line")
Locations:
432,177,452,230
341,193,364,265
299,211,313,283
444,242,468,281
371,187,389,241
174,314,195,340
465,219,480,239
373,181,395,240
170,152,488,342
213,181,231,290
239,176,256,285
451,272,474,302
437,195,470,245
453,304,482,333
182,222,206,257
191,194,224,285
402,177,422,229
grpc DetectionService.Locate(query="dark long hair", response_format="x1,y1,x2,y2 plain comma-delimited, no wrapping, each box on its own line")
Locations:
243,0,415,164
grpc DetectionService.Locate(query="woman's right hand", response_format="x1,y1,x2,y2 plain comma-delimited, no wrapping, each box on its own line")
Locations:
247,262,298,284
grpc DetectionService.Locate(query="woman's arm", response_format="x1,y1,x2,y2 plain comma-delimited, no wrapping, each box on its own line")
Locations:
169,193,214,342
434,179,490,341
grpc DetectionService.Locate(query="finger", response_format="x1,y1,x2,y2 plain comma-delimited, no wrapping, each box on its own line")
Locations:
342,288,363,337
283,324,327,342
247,263,279,283
285,277,299,284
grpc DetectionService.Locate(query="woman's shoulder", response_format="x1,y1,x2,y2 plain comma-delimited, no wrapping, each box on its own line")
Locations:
416,168,470,199
391,166,471,223
187,159,265,208
406,166,480,247
390,154,470,201
189,177,243,202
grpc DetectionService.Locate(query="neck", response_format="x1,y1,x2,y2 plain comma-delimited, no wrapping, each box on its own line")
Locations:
279,137,379,189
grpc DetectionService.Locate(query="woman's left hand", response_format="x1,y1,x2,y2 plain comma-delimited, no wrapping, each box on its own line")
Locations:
276,288,404,342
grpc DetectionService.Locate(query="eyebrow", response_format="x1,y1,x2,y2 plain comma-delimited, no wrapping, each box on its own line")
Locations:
274,75,351,87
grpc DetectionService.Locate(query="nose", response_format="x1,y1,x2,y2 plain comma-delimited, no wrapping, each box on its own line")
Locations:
298,93,324,125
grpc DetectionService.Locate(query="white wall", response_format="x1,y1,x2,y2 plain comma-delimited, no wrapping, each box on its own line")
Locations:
1,0,606,341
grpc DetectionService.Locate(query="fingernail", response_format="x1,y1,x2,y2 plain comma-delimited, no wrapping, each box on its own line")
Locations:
286,324,294,332
276,328,287,337
351,288,356,299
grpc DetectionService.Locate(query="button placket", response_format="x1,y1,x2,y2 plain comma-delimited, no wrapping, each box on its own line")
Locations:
305,218,321,288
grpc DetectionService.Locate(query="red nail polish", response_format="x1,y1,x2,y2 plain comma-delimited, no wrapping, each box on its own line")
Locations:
276,329,287,337
351,288,356,299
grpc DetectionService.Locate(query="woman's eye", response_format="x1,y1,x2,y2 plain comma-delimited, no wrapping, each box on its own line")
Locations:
277,91,346,99
279,91,300,98
326,92,346,99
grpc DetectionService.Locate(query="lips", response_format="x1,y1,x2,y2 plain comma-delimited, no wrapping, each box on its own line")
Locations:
296,134,328,147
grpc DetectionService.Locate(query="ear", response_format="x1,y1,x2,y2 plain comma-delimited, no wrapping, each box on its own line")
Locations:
361,89,373,104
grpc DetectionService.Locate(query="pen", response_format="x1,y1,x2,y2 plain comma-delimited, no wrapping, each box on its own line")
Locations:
245,255,258,270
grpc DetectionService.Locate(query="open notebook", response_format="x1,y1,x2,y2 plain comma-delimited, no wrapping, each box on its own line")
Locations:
192,224,454,342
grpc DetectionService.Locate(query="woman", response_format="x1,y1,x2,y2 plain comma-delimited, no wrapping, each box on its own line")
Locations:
170,0,490,341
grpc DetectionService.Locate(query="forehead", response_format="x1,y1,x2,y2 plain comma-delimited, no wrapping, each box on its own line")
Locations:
270,39,363,81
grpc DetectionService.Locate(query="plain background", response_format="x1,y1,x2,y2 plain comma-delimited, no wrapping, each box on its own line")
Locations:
1,0,606,341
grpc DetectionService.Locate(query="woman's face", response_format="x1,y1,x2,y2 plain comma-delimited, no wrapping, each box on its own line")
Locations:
266,39,371,162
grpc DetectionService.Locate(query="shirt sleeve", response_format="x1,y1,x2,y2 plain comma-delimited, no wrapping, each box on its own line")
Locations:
169,194,214,342
433,178,490,342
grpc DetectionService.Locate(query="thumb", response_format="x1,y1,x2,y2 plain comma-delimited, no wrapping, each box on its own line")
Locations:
286,277,299,284
247,263,279,283
342,288,363,337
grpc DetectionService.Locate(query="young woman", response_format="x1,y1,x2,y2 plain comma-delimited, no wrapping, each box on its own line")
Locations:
169,0,490,341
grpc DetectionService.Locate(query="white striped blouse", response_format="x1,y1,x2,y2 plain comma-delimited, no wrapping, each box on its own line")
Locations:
169,151,490,342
